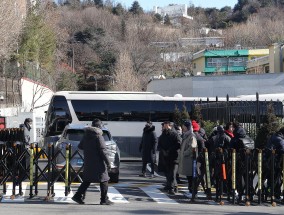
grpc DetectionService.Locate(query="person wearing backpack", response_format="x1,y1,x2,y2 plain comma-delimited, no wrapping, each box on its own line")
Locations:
229,122,254,152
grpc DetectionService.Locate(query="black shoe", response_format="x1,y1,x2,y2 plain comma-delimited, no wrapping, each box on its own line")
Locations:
139,173,146,177
163,186,170,191
174,187,178,193
100,200,114,205
72,194,85,204
168,189,176,195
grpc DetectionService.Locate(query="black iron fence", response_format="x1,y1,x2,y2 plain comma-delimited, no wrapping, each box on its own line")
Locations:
194,94,284,139
0,128,284,206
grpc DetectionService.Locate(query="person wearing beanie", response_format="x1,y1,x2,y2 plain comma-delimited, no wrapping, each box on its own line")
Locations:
191,120,205,154
72,118,113,205
139,121,158,178
178,120,197,195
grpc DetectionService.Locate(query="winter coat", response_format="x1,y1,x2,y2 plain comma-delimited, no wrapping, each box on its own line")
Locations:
158,128,181,172
210,130,231,153
229,126,247,151
78,127,111,183
140,125,158,163
21,123,31,145
194,131,205,155
178,131,197,176
267,132,284,155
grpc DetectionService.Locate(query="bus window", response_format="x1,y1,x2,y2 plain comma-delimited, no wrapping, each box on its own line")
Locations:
71,100,108,121
107,100,150,121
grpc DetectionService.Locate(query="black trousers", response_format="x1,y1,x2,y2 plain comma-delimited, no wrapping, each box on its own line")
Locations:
165,163,178,190
142,161,155,174
77,180,109,202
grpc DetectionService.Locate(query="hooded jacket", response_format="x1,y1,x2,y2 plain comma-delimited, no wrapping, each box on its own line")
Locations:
78,127,110,182
140,125,158,163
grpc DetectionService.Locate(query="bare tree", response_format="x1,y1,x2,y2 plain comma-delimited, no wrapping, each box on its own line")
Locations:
0,1,24,60
112,50,141,91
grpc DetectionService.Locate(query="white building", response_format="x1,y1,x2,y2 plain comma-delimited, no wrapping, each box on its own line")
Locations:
153,4,193,20
1,78,54,142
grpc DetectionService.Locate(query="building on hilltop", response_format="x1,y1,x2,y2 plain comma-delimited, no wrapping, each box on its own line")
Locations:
247,43,284,74
191,48,269,76
153,4,193,26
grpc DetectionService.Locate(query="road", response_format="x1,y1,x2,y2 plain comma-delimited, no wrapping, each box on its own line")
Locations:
0,162,283,215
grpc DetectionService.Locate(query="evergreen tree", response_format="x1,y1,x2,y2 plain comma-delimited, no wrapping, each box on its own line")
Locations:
94,0,103,8
112,3,125,16
18,10,56,71
129,1,143,15
255,102,281,149
173,105,182,126
181,104,190,121
164,14,171,25
153,13,163,23
191,104,202,123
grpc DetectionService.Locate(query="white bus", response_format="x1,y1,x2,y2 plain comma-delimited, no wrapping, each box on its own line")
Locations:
43,91,226,158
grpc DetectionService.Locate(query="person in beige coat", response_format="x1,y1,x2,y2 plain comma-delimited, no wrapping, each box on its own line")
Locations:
178,120,197,194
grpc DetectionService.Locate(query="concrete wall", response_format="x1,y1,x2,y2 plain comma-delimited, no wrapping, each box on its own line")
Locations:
147,73,284,97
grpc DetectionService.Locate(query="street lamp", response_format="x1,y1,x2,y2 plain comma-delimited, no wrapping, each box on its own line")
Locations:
0,95,4,101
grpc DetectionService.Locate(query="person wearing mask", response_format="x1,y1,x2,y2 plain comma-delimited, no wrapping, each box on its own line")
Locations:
139,121,158,178
72,119,113,205
158,121,181,195
178,120,197,195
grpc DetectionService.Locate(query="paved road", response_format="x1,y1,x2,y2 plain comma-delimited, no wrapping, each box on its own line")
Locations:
0,162,283,215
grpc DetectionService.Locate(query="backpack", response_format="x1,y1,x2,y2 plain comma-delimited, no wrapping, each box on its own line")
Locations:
239,135,255,150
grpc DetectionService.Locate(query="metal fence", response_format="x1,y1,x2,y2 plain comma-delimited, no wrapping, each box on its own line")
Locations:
194,94,284,139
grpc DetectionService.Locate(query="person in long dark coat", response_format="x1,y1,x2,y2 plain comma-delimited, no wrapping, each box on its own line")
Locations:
72,119,112,205
139,121,157,177
158,121,181,195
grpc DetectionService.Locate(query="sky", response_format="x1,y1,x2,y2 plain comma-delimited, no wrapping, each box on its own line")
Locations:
116,0,239,11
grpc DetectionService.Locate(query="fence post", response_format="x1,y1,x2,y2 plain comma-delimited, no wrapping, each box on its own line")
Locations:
204,148,212,199
232,149,236,204
191,148,197,202
258,149,262,204
29,143,34,199
245,149,251,206
271,150,276,206
65,144,70,196
256,92,260,130
45,143,52,201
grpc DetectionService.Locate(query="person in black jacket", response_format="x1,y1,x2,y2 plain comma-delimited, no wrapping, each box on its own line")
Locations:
72,119,112,205
158,121,181,195
139,121,158,178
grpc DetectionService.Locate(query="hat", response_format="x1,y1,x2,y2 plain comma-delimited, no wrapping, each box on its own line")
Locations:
145,121,152,127
191,120,200,132
24,118,33,123
92,118,102,128
161,121,171,126
217,125,224,133
182,120,192,129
